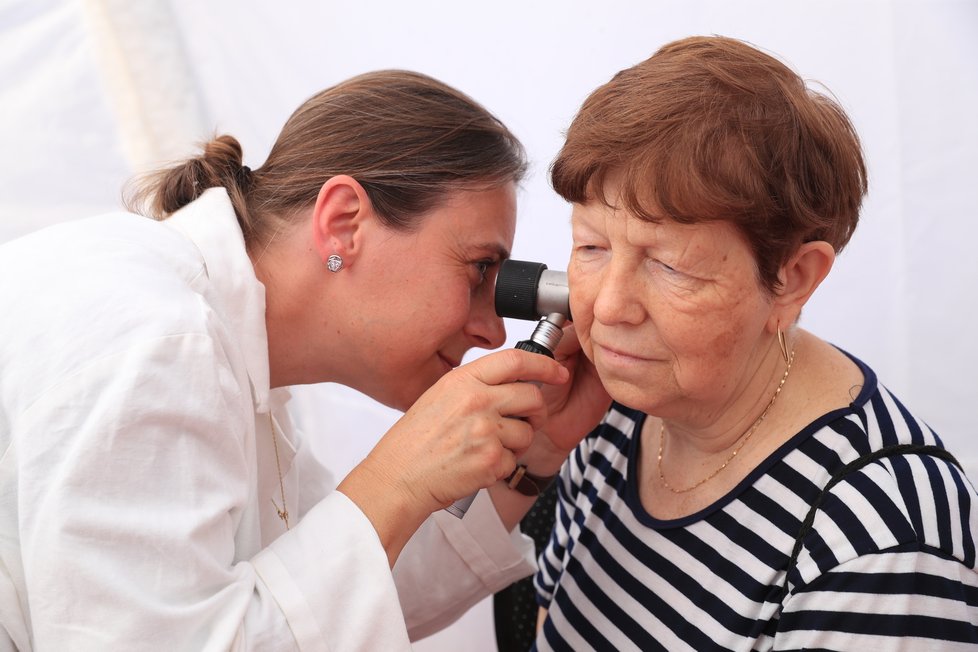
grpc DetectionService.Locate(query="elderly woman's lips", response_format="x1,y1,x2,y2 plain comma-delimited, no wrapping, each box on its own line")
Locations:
595,343,651,362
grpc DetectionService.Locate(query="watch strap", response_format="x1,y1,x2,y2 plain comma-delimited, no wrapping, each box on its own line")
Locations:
504,464,558,496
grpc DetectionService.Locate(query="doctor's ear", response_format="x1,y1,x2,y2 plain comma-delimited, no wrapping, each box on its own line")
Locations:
310,175,372,266
769,240,835,328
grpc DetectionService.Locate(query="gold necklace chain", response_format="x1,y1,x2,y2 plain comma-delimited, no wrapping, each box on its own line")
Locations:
268,413,290,529
657,348,795,494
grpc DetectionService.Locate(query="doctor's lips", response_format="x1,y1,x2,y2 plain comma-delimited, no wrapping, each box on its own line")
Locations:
438,353,462,369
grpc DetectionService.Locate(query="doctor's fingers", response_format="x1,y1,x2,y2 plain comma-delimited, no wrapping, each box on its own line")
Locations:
492,411,538,460
485,380,551,432
461,348,569,388
551,322,584,361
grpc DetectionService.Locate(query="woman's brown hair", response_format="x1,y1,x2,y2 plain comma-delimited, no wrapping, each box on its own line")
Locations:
126,70,527,246
551,35,868,293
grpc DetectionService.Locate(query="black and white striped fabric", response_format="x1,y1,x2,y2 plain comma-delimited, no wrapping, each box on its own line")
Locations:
534,356,978,651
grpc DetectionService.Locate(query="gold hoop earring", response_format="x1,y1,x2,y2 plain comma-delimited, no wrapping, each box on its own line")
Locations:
777,326,790,364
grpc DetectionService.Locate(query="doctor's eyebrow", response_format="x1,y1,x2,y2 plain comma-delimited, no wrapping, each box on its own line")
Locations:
473,243,511,261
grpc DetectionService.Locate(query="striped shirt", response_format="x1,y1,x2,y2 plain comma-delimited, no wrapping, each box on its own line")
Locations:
534,356,978,651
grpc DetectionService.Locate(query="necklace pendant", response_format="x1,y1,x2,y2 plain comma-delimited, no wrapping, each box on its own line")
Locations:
271,497,290,529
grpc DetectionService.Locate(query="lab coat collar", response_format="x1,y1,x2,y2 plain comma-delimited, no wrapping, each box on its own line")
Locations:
164,188,273,412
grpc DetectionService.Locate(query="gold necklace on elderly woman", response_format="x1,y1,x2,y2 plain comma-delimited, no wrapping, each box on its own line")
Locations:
268,414,290,529
657,347,795,494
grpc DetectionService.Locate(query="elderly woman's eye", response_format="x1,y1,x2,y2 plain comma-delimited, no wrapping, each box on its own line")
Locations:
575,244,603,255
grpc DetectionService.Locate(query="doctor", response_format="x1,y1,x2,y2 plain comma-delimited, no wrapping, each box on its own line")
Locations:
0,70,609,650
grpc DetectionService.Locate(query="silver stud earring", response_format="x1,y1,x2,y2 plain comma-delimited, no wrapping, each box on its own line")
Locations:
326,254,344,273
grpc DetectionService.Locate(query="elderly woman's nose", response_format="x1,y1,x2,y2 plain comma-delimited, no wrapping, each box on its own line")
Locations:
592,264,643,325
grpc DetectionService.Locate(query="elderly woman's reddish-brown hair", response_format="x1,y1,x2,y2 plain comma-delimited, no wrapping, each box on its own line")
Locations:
551,35,868,293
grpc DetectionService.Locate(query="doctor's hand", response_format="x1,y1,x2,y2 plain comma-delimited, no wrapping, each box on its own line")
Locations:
336,348,568,566
484,324,610,532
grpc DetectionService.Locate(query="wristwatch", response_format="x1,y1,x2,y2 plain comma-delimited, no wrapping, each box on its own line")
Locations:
504,464,558,496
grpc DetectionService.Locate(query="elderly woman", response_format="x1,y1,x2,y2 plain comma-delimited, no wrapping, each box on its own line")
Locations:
532,36,978,650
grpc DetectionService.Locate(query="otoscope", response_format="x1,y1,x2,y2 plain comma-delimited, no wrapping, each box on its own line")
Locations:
444,259,570,519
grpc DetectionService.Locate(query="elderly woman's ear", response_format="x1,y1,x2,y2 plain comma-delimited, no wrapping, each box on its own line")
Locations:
770,240,836,328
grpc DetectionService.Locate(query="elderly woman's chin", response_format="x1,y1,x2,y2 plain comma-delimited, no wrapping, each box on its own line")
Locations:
593,367,660,412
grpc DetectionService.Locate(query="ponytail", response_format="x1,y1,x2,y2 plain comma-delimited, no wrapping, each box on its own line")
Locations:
124,134,257,237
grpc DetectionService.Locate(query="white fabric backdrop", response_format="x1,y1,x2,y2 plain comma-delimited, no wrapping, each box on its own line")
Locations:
1,1,976,649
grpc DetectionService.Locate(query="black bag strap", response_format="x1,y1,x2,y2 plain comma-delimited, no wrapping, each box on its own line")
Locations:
777,443,962,605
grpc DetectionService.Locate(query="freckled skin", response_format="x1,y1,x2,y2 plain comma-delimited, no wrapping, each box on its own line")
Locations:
568,199,776,429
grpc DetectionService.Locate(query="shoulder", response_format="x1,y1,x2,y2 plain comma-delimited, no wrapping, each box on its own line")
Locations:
0,213,233,405
823,443,976,562
5,211,211,325
793,407,977,594
784,364,977,584
782,442,978,646
1,212,205,301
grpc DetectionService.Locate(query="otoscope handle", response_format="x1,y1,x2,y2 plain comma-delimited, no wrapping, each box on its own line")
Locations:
443,493,476,519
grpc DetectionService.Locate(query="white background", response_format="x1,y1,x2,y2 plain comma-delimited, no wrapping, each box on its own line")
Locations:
1,1,976,649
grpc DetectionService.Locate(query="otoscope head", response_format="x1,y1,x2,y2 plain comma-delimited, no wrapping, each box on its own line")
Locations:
494,259,570,321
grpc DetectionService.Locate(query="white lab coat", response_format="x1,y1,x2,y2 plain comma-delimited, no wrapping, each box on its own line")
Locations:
0,189,535,651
